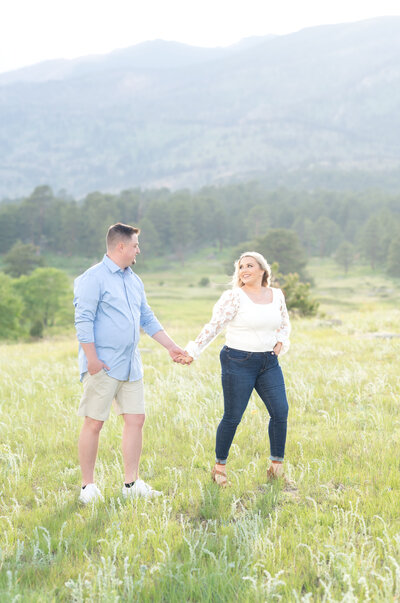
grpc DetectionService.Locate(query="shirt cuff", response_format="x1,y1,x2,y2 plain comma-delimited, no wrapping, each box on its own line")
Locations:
277,339,290,354
75,321,94,343
185,341,199,360
142,320,163,337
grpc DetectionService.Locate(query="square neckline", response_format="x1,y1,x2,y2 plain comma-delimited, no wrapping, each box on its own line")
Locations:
238,287,275,306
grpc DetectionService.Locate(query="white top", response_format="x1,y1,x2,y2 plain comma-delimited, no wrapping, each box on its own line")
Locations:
186,287,291,360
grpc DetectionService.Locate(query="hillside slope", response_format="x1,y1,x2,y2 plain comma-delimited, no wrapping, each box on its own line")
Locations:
1,18,399,197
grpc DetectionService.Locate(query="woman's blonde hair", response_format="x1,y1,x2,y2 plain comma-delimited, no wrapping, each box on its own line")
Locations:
231,251,271,288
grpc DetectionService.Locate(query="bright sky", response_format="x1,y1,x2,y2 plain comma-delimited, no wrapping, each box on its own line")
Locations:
1,0,400,74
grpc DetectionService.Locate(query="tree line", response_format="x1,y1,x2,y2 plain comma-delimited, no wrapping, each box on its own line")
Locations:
1,184,399,275
1,182,400,340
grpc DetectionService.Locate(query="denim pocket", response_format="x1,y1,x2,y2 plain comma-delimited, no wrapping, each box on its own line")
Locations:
226,347,252,362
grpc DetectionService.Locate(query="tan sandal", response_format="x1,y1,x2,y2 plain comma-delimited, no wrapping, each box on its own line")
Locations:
267,464,297,490
267,464,284,480
211,464,228,487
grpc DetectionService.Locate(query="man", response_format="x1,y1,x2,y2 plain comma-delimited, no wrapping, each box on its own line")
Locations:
74,222,186,504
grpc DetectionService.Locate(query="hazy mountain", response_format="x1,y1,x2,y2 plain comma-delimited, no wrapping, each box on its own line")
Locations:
0,37,276,86
1,18,400,198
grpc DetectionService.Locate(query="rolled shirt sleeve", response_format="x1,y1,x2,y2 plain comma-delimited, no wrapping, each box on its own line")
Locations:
139,284,163,336
73,272,100,343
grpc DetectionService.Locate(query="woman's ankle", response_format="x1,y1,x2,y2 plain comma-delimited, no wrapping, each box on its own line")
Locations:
215,462,227,470
269,461,284,477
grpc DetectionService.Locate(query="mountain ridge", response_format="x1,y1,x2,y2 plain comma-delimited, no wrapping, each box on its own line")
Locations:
0,36,278,86
1,17,400,198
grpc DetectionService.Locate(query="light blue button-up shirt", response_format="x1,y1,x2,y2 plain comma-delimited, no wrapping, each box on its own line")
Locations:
74,255,162,381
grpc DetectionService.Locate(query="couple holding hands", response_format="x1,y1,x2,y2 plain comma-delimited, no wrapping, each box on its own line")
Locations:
74,223,290,504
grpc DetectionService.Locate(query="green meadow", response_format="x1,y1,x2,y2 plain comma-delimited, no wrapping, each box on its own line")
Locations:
1,257,400,601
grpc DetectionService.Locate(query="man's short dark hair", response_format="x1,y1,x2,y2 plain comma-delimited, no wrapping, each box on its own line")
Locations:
106,223,140,250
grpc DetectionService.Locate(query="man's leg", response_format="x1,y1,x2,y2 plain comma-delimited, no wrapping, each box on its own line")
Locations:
122,413,145,483
78,417,104,486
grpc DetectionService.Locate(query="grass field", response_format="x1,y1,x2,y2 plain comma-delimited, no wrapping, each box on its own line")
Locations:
1,257,400,601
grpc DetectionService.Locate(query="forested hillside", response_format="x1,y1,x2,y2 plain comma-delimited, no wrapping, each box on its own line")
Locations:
1,17,400,198
1,183,399,274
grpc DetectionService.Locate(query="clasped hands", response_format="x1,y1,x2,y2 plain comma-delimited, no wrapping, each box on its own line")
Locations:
169,346,193,365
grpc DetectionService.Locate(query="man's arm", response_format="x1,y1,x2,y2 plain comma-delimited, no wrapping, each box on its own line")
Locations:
74,272,110,374
80,343,110,375
152,330,191,364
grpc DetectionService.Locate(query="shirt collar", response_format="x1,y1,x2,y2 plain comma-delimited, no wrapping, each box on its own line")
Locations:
102,254,133,274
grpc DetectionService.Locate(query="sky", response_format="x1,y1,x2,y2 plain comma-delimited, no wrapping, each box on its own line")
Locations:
1,0,400,74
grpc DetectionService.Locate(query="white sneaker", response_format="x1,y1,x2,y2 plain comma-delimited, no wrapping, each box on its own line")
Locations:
122,479,162,499
78,483,104,504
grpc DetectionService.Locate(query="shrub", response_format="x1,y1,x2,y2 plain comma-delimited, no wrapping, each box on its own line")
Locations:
271,264,318,316
280,273,319,316
14,267,72,329
29,319,44,338
0,273,23,339
387,235,400,277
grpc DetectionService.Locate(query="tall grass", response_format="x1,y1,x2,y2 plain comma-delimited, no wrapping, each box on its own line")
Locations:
1,260,400,601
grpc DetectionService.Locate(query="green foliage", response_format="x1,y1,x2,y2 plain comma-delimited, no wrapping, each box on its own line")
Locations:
137,217,162,258
358,214,383,268
275,270,319,316
198,277,210,287
29,319,44,338
255,228,308,279
386,233,400,277
0,273,23,339
4,241,45,277
24,185,55,248
244,204,270,239
358,211,399,269
1,183,400,275
169,194,194,261
14,267,72,329
293,216,317,256
145,198,171,250
334,241,355,274
313,216,343,257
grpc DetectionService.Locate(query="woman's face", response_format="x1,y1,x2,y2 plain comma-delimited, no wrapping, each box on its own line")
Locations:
238,256,265,286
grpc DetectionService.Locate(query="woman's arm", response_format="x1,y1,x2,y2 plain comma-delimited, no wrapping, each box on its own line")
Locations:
275,289,291,355
185,289,240,360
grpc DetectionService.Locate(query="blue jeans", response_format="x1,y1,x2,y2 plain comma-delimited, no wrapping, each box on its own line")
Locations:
216,346,289,464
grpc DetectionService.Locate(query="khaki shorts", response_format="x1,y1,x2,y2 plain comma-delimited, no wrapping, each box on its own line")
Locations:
78,369,145,421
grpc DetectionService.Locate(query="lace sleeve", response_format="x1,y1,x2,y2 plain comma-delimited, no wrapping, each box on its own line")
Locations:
275,289,291,355
185,289,240,359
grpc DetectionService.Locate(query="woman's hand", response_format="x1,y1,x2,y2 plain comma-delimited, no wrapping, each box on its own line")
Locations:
175,353,193,365
273,342,283,356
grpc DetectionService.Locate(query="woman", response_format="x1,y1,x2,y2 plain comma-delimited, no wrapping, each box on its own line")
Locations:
184,252,291,487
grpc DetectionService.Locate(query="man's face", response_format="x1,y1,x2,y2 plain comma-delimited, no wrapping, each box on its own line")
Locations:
121,234,140,267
